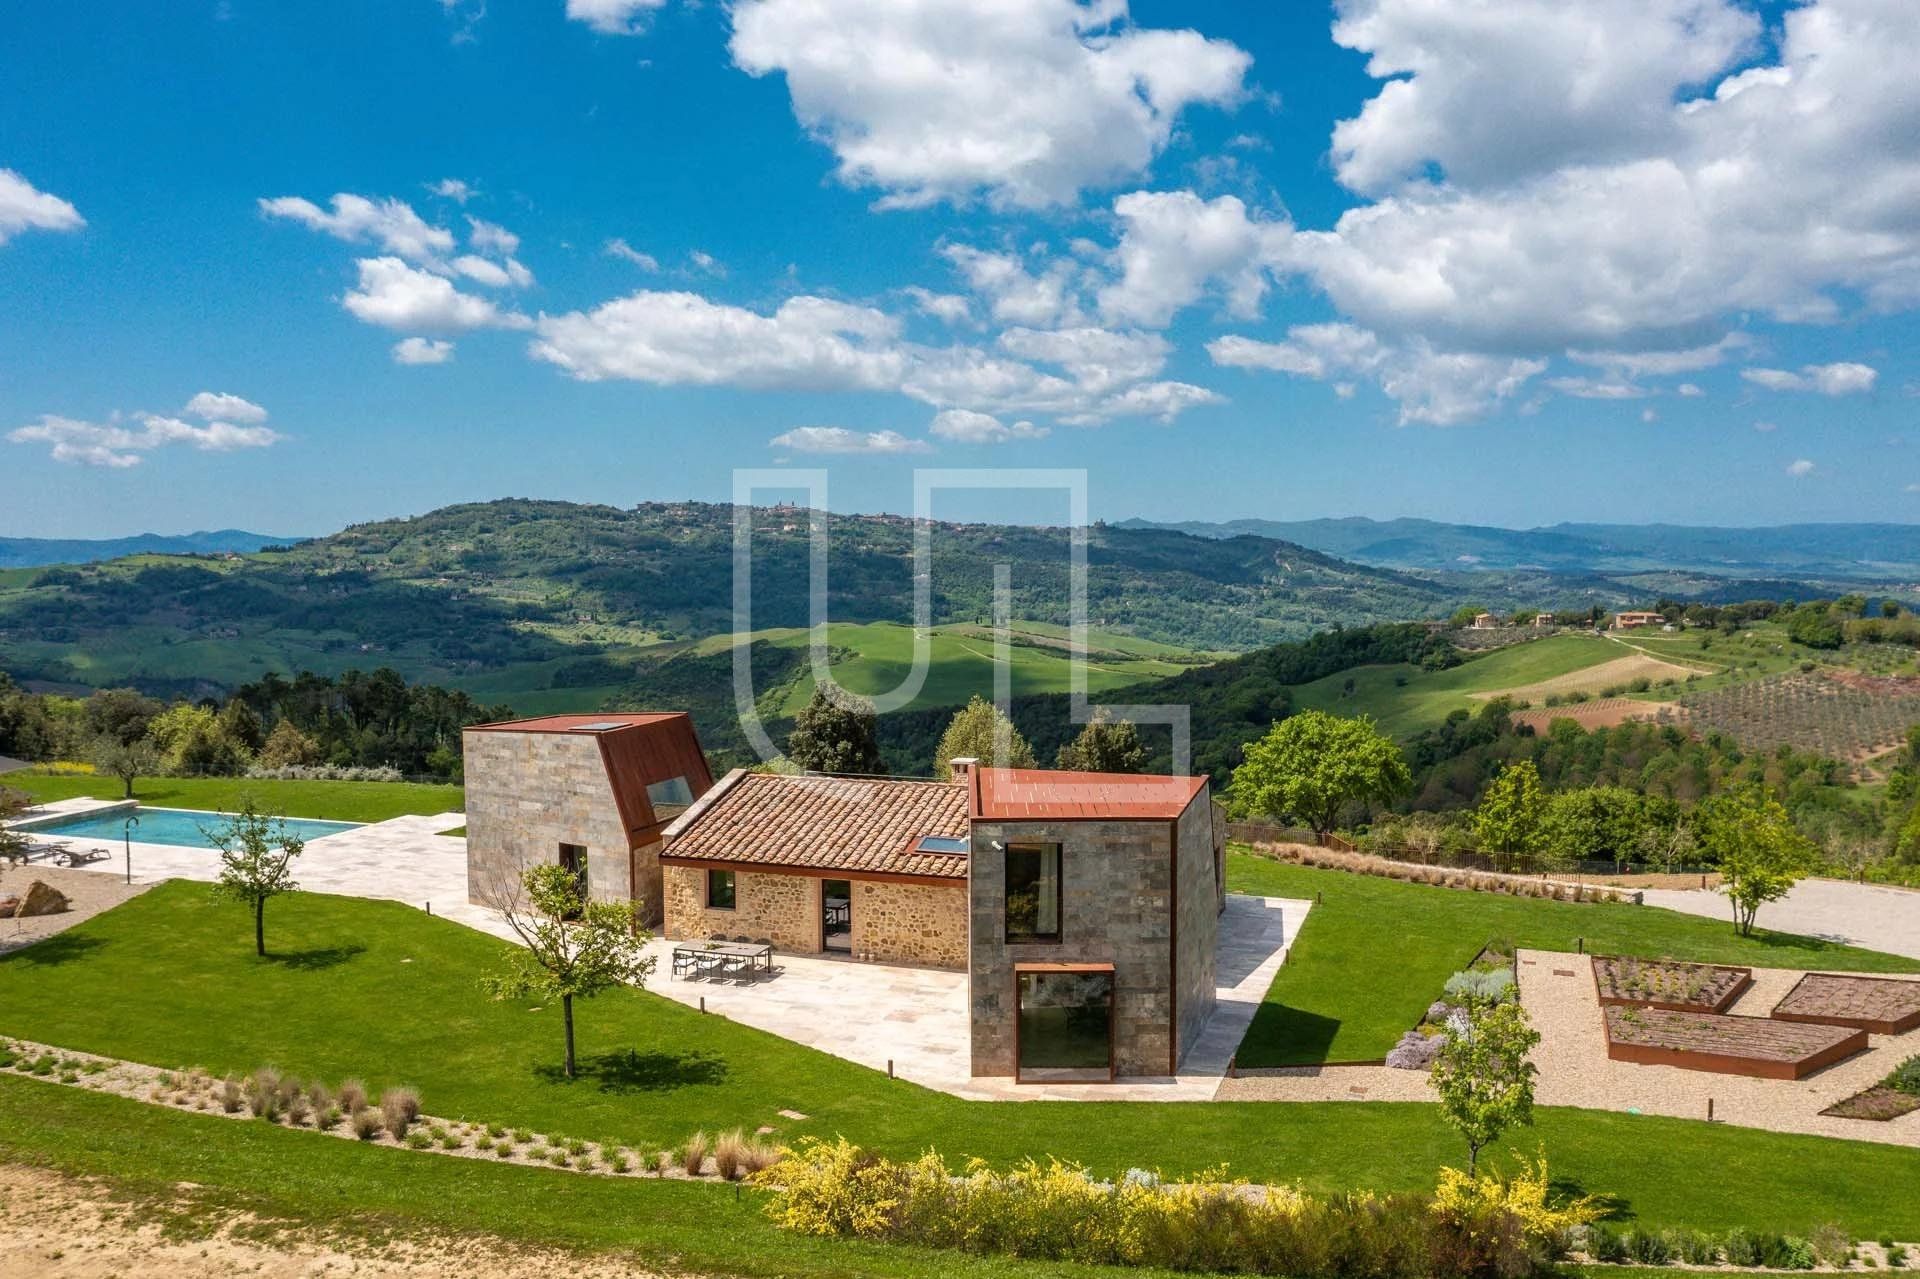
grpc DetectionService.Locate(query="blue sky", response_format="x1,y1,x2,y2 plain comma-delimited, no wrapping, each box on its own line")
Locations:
2,0,1916,538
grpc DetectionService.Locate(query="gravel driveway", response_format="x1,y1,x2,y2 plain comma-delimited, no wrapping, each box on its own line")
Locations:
1640,878,1920,961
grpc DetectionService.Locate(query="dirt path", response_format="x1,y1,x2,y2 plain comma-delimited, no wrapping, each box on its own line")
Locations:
0,1163,669,1278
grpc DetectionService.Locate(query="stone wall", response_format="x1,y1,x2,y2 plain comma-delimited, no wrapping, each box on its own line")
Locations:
852,880,968,970
464,730,648,917
663,865,820,954
1173,792,1220,1063
968,818,1174,1078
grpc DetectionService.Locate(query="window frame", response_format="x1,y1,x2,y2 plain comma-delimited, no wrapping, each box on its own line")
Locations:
705,867,737,911
1003,841,1063,944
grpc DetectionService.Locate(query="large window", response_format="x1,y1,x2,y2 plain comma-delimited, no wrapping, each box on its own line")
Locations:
706,868,737,910
647,776,695,809
1005,842,1061,942
1016,968,1113,1081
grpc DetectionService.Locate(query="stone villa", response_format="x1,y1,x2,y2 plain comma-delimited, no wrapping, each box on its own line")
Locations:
462,713,714,924
463,712,1225,1084
661,759,1225,1083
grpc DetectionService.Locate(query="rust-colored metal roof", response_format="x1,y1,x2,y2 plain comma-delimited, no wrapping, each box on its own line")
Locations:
972,767,1207,821
662,770,970,880
466,712,687,734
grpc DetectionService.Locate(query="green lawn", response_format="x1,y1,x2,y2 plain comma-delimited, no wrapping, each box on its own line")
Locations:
3,879,1920,1239
1228,855,1920,1066
4,773,464,823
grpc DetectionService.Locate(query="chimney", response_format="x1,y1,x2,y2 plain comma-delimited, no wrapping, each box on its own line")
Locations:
949,756,978,785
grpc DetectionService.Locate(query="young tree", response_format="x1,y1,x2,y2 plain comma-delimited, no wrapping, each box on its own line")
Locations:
1472,761,1547,871
934,695,1036,775
1055,710,1148,774
1228,710,1410,838
786,686,886,775
1697,785,1817,935
203,799,305,956
482,864,656,1080
258,719,323,769
90,734,162,800
1432,1000,1541,1175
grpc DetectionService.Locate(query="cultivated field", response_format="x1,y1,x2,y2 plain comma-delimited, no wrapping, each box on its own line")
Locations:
1470,652,1698,702
1681,670,1920,762
1509,697,1685,734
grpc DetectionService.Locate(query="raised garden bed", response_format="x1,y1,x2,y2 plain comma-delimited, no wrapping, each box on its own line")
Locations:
1772,973,1920,1035
1821,1087,1920,1122
1602,1006,1868,1080
1591,955,1752,1014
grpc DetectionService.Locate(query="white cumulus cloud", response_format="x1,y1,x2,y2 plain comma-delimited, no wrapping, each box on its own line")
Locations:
1097,191,1292,327
182,391,269,424
1741,362,1878,395
10,400,281,468
565,0,667,35
769,426,930,454
605,238,660,271
929,409,1049,444
393,337,455,365
259,193,455,265
0,169,84,244
728,0,1251,208
343,257,531,332
1787,458,1816,477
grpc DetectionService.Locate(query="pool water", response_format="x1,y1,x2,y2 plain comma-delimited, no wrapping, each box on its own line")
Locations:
27,806,359,849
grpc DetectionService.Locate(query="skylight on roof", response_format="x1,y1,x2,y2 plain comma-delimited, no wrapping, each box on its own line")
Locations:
913,835,969,855
569,721,625,732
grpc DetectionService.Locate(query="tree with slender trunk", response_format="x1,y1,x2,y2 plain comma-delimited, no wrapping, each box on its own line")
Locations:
203,800,305,957
1227,710,1410,839
482,864,656,1080
1431,1000,1540,1175
90,734,161,800
1698,785,1817,935
1472,760,1547,873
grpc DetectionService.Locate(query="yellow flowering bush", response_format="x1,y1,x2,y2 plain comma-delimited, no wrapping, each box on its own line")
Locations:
1433,1156,1601,1238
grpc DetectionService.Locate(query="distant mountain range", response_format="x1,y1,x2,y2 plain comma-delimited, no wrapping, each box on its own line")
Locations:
1116,517,1920,580
0,530,292,569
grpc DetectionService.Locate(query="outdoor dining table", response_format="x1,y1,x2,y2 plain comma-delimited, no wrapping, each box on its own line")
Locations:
672,940,774,980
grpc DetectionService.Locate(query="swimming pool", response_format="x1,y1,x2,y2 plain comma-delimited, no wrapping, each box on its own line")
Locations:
26,806,359,850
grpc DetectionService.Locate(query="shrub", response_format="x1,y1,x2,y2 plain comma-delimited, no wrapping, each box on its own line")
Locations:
547,1148,570,1167
1440,968,1519,1009
1765,1235,1817,1270
379,1087,420,1139
306,1082,332,1115
1670,1228,1719,1265
607,1149,631,1174
683,1131,711,1176
337,1079,367,1113
494,1141,516,1159
486,1123,506,1139
245,763,404,782
320,1105,342,1129
1722,1228,1765,1266
653,1149,673,1176
439,1131,463,1151
244,1071,283,1121
1584,1223,1628,1263
1886,1053,1920,1096
1810,1222,1854,1268
1385,1030,1441,1071
350,1108,383,1141
1627,1229,1672,1265
286,1095,311,1127
769,1139,1590,1278
405,1130,433,1149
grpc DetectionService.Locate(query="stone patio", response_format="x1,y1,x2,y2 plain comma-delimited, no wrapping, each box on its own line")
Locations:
644,893,1311,1101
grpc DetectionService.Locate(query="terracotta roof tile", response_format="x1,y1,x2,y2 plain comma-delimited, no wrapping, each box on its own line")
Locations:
662,771,970,880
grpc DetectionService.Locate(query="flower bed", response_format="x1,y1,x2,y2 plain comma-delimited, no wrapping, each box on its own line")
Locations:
1602,1006,1867,1080
1591,955,1753,1014
1821,1087,1920,1122
1772,974,1920,1035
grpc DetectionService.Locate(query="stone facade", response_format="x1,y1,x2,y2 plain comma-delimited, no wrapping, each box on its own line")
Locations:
852,880,968,969
968,794,1219,1080
662,867,968,970
663,865,820,953
463,730,653,919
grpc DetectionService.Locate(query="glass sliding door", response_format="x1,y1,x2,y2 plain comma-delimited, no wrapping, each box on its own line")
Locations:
823,878,852,952
1015,967,1114,1082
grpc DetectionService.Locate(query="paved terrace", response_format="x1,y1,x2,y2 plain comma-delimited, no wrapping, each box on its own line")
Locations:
9,798,1307,1101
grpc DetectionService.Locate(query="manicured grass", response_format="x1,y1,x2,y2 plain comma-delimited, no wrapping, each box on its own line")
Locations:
5,773,464,823
0,1073,1135,1279
1228,854,1920,1067
3,880,1920,1237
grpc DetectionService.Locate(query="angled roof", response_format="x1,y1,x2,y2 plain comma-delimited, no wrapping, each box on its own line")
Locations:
661,770,970,880
465,712,687,734
972,767,1208,822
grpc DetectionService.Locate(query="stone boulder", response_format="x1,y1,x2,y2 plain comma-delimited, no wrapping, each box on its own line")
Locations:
16,881,69,918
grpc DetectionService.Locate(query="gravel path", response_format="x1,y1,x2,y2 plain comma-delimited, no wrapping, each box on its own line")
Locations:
0,866,148,957
1641,879,1920,961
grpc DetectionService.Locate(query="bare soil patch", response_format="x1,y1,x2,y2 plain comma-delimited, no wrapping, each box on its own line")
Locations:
1822,1086,1920,1122
1471,653,1697,702
1509,697,1685,734
1602,1005,1868,1080
1592,956,1751,1013
0,1162,669,1279
1773,973,1920,1034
